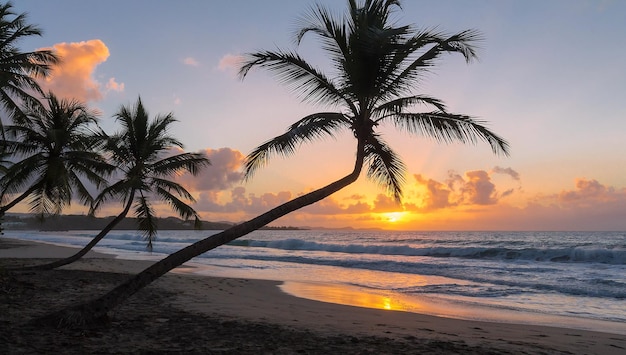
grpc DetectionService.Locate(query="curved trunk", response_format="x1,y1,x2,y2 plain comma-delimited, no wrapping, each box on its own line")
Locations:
44,141,366,326
12,192,135,271
1,184,41,237
0,184,40,215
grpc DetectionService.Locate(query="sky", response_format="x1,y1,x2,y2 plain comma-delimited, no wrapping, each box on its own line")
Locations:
10,0,626,231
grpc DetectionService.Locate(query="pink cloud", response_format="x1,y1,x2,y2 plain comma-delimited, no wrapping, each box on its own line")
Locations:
196,187,292,215
558,178,614,205
105,77,125,92
218,54,243,72
175,148,245,191
183,57,199,67
38,39,123,101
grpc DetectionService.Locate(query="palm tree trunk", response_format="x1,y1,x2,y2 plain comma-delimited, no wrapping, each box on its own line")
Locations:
0,184,40,215
0,184,40,238
11,194,135,271
42,142,366,326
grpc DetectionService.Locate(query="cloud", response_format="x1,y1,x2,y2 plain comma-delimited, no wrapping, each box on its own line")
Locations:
218,54,243,72
468,179,626,231
302,195,372,215
196,186,375,218
175,147,245,191
413,174,455,211
492,166,521,181
183,57,200,67
196,187,292,215
371,194,402,212
558,178,622,207
105,77,125,92
188,163,626,230
409,168,517,213
461,170,498,205
38,39,124,101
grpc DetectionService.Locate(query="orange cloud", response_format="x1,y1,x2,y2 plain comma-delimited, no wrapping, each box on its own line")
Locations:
371,194,402,213
183,160,625,230
413,174,455,211
39,39,123,101
460,179,626,230
409,169,516,213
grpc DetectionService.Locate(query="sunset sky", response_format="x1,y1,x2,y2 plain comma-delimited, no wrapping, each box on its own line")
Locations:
13,0,626,230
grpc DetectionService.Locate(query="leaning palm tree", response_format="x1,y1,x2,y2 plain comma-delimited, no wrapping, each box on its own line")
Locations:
44,0,509,325
0,92,112,219
0,1,59,129
18,97,211,270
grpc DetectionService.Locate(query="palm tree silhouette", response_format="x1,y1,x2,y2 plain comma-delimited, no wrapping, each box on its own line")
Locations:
44,0,509,325
17,97,211,270
0,1,59,233
0,1,58,128
0,93,112,218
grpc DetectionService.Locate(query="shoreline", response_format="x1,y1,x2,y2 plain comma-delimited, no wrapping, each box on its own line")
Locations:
2,237,626,353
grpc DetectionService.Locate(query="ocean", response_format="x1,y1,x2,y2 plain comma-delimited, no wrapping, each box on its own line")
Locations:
4,229,626,335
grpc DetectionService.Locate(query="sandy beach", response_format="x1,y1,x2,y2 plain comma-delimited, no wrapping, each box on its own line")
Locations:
1,238,625,354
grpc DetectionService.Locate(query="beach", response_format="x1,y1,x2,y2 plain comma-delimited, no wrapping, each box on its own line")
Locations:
2,238,625,354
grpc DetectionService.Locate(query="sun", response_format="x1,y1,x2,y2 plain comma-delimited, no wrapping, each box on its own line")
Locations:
383,211,406,223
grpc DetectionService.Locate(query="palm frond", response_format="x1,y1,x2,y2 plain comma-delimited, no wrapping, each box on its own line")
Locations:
239,50,354,111
364,135,406,203
28,179,71,217
244,112,347,179
378,29,482,101
0,3,59,123
151,177,195,202
91,180,134,215
372,95,448,120
151,153,210,177
295,3,349,63
155,186,198,221
0,154,44,197
391,111,510,156
134,195,158,251
67,170,94,206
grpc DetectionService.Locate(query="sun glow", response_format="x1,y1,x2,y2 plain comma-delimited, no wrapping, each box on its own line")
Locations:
383,212,407,223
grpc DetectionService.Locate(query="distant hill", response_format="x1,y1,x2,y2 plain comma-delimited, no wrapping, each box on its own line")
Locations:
1,214,304,231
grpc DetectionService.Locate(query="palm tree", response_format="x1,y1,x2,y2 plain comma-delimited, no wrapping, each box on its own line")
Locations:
0,1,59,230
0,1,59,128
0,92,112,219
17,97,211,270
43,0,509,325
